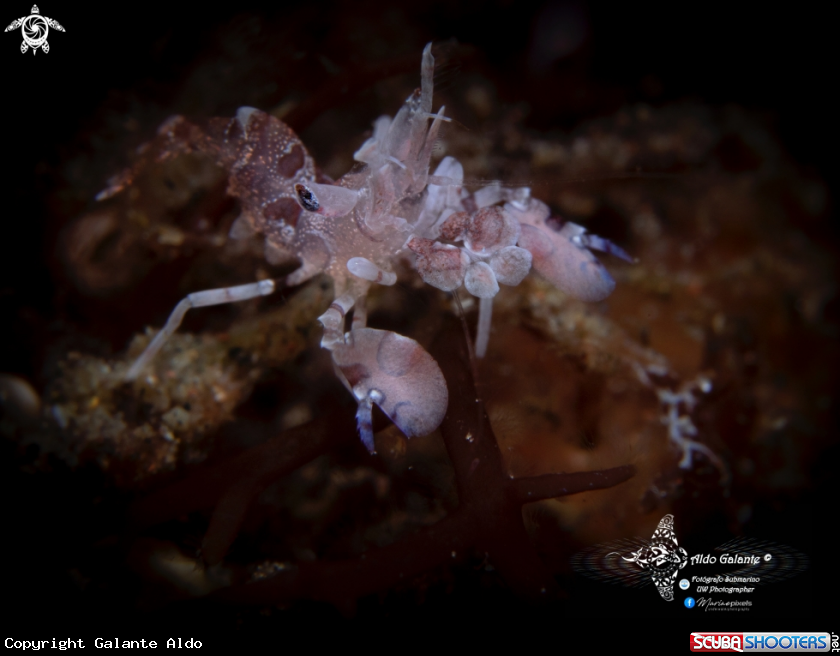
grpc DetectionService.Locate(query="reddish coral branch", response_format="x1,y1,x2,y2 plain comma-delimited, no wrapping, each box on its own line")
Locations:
431,316,579,598
508,466,636,505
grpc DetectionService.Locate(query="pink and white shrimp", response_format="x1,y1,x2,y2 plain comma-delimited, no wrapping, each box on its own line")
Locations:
99,43,631,453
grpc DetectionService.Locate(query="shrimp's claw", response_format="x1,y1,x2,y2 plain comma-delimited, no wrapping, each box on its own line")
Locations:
518,223,616,302
332,328,448,452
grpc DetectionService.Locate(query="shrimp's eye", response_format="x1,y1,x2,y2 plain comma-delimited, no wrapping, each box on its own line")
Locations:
294,183,320,212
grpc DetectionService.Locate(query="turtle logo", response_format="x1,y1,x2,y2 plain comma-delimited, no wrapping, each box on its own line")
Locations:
5,5,65,55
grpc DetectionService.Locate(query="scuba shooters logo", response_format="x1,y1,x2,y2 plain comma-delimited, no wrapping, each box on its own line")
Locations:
689,632,831,652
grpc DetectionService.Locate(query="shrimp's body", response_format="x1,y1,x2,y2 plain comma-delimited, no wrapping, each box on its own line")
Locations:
100,44,630,452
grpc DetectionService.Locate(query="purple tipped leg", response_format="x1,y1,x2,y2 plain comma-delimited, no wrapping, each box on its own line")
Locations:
355,393,377,453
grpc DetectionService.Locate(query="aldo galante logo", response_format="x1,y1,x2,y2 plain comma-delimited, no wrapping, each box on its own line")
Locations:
5,5,65,55
571,514,809,608
608,513,689,601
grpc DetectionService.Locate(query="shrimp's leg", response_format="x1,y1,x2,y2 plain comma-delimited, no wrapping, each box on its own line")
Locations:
475,296,494,358
317,292,356,351
125,279,276,381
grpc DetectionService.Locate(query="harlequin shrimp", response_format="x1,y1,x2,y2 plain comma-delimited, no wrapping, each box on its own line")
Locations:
98,43,631,454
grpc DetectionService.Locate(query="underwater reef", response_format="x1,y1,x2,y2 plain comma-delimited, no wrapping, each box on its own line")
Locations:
1,1,834,631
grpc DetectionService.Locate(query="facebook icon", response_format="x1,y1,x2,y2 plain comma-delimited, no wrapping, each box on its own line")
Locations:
684,597,695,608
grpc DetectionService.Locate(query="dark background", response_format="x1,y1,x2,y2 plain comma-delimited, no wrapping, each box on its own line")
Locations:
1,0,834,641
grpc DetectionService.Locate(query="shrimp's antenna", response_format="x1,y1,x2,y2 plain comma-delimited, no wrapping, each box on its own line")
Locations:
428,39,468,95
